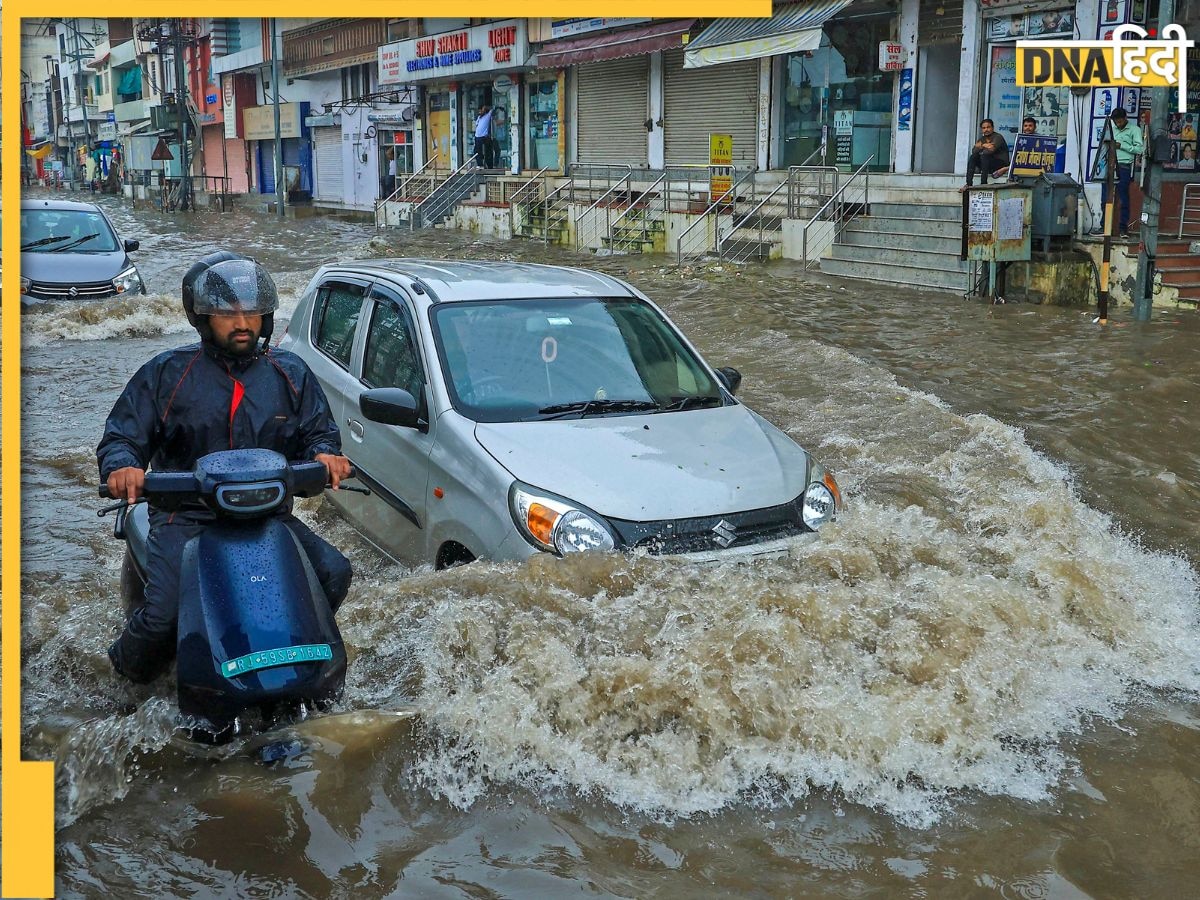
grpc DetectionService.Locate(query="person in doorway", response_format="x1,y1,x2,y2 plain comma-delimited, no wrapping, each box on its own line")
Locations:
1091,107,1145,235
98,251,353,684
960,118,1010,191
474,105,495,168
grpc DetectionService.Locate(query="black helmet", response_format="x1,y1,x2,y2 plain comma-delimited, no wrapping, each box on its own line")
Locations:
181,251,278,347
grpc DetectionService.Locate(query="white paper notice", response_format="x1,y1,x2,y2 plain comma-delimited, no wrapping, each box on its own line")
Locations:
968,192,994,232
998,197,1025,241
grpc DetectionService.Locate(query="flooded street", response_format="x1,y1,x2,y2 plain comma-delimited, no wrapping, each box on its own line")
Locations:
19,190,1200,897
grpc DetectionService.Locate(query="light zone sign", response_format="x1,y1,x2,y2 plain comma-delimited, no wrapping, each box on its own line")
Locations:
1016,24,1194,112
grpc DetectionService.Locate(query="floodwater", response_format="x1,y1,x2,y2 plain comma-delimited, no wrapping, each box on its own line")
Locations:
16,190,1200,897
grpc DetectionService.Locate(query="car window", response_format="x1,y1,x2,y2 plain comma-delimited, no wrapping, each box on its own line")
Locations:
362,296,423,398
431,297,722,423
20,208,120,253
312,281,365,369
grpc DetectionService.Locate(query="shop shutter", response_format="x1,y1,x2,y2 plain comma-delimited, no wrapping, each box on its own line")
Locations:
313,127,344,202
259,141,275,194
576,56,649,167
662,49,759,166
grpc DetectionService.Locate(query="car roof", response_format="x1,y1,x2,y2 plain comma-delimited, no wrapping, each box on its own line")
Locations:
21,198,107,213
320,258,637,302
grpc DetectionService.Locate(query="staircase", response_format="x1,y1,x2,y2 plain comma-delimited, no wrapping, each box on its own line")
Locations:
603,204,666,253
1155,239,1200,303
411,168,486,229
517,199,571,244
820,201,970,293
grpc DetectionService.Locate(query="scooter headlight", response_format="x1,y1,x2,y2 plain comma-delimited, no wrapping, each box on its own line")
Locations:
112,266,144,295
509,482,617,555
216,481,286,516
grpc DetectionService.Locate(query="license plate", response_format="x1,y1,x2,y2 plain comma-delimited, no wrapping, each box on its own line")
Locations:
222,643,333,678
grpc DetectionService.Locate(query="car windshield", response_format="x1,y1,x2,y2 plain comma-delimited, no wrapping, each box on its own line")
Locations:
20,208,120,253
432,297,726,423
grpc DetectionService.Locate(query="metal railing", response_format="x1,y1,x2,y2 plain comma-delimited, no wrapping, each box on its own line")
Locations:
720,176,792,264
378,157,439,209
516,177,576,244
786,150,840,218
509,167,551,206
675,167,758,264
199,174,231,211
601,170,670,254
1179,183,1200,238
574,168,634,251
801,155,874,270
410,154,480,231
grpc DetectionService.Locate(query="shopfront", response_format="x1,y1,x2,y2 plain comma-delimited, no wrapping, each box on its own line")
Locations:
525,72,563,171
243,102,311,198
369,107,416,197
378,19,531,171
774,3,898,171
981,7,1075,148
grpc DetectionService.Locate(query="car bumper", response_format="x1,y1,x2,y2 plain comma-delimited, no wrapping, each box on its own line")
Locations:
664,532,818,565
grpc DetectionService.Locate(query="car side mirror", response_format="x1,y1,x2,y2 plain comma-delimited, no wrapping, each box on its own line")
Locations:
715,366,742,396
124,239,139,252
359,387,423,430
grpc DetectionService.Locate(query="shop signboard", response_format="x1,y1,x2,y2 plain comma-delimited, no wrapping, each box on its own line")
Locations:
1009,133,1058,177
709,132,733,198
242,103,304,141
548,18,649,39
833,110,853,166
378,19,528,84
222,74,237,139
878,41,906,72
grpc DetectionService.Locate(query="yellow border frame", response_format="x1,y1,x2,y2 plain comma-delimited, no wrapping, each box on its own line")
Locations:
1,4,769,895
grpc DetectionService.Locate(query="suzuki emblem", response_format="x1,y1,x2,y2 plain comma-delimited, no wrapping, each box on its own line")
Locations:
712,519,737,548
69,286,79,297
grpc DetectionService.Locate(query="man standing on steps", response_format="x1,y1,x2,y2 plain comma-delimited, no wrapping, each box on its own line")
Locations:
474,105,495,169
1091,107,1145,235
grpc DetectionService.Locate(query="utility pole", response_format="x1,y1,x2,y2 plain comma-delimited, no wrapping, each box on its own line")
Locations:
271,18,284,217
1133,0,1176,322
135,18,196,211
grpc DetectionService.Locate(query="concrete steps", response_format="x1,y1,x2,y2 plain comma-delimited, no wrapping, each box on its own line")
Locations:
820,202,969,294
1154,239,1200,301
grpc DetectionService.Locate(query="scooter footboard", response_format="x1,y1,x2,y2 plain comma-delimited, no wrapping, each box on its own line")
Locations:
175,518,346,722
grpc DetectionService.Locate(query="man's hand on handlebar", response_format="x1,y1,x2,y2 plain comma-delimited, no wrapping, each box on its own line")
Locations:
107,466,146,504
314,453,353,490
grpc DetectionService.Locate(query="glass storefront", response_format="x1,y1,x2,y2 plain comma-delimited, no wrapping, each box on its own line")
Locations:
462,79,515,170
378,128,414,197
527,75,559,171
780,12,895,172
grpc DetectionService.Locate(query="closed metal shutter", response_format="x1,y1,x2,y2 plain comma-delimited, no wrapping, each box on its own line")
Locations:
314,127,344,202
259,141,275,194
662,49,759,166
576,56,649,167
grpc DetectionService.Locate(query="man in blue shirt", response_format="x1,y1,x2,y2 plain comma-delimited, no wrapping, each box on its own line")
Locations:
474,105,494,168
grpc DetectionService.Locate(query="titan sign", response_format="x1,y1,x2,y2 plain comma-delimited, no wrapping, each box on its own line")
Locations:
1016,24,1194,112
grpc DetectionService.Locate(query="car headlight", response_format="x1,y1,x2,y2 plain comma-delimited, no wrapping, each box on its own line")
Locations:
21,276,32,294
509,482,617,555
800,463,842,531
112,266,144,295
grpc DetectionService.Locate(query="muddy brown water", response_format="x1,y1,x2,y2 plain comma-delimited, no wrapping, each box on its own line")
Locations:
16,191,1200,897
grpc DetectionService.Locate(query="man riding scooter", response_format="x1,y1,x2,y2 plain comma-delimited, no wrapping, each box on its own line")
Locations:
98,250,354,684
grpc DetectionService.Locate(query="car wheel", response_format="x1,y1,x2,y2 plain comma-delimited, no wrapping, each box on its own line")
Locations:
436,542,476,570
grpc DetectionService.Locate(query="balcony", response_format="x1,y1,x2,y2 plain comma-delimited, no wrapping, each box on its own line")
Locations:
114,98,148,122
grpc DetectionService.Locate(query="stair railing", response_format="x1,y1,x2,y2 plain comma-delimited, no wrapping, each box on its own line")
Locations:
536,178,576,244
1178,182,1200,238
601,171,670,253
675,167,758,264
574,169,634,251
508,166,549,239
720,175,792,264
786,148,839,218
410,154,479,232
801,156,874,270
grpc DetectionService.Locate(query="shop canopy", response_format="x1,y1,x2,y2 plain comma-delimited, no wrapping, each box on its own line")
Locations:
536,19,696,69
684,0,854,69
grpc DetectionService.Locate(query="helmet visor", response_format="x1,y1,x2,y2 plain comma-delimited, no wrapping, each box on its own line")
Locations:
191,259,279,317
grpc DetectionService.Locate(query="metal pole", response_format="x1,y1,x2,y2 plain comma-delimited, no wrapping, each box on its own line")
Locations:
1098,138,1117,323
271,18,284,217
1133,0,1175,322
173,21,192,211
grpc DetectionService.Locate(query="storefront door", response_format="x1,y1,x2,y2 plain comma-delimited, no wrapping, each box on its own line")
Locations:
915,43,960,173
491,81,514,172
427,91,452,166
527,76,560,171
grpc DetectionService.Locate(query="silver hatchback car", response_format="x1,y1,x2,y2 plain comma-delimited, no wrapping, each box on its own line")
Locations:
280,260,840,568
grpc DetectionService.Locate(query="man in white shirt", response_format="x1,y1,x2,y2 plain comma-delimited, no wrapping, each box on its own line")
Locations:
474,105,494,168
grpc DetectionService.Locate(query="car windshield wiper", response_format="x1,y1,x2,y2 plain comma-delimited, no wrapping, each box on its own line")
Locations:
657,395,724,412
21,234,73,251
537,399,662,420
49,232,102,252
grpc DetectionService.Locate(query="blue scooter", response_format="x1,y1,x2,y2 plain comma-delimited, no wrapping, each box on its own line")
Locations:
100,448,366,745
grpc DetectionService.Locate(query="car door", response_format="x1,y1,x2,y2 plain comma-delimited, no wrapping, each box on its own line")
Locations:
302,275,372,437
336,282,435,566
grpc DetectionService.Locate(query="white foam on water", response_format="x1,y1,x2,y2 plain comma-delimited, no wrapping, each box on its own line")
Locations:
362,340,1200,827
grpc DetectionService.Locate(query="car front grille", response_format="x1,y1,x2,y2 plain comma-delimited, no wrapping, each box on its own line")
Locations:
26,280,119,300
607,500,808,556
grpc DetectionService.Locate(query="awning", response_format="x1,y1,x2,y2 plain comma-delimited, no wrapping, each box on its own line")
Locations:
118,119,151,137
86,50,111,69
536,19,696,69
26,143,54,160
684,0,853,69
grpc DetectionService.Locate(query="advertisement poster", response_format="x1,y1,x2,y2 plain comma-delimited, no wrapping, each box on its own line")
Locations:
897,67,913,131
988,45,1021,142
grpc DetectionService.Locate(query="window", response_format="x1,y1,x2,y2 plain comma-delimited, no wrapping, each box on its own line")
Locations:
362,297,423,398
312,282,365,368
